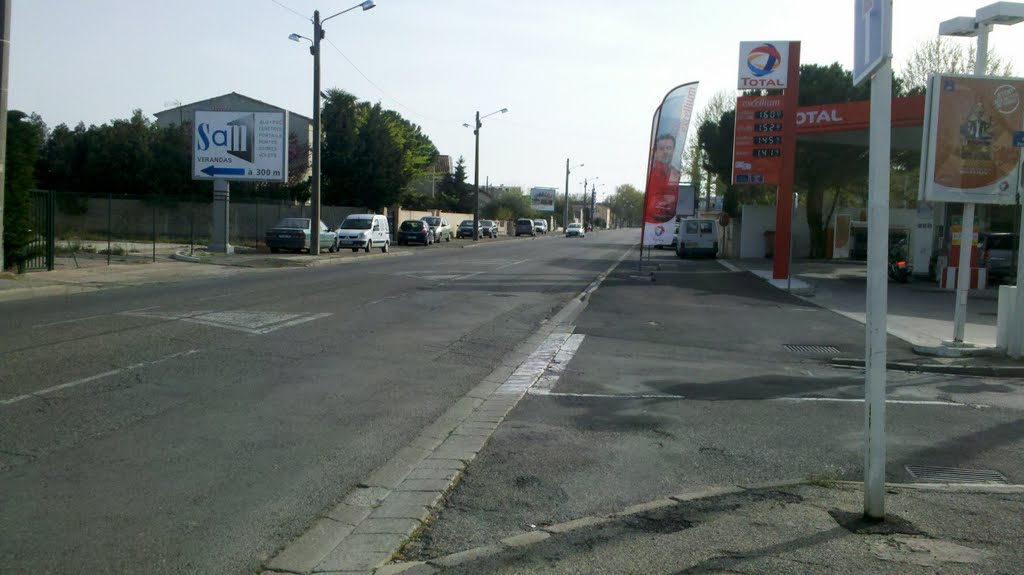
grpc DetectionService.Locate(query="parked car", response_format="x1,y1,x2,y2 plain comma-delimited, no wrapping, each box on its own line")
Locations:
265,218,337,254
565,222,585,238
980,232,1018,284
456,220,476,239
676,218,718,258
480,220,498,237
515,218,536,237
421,216,452,242
532,219,549,234
398,219,433,246
335,214,390,253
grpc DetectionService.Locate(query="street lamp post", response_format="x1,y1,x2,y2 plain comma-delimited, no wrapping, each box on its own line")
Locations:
464,108,507,241
939,2,1024,349
564,160,583,230
582,176,598,228
291,0,376,255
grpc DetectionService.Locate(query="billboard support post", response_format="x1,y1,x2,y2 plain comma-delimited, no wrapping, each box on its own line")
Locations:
773,42,801,280
210,179,233,254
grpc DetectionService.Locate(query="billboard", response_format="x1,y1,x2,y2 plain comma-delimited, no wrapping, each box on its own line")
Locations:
922,74,1024,205
193,111,288,182
737,42,790,90
853,0,892,87
642,82,699,247
676,185,696,218
530,187,556,212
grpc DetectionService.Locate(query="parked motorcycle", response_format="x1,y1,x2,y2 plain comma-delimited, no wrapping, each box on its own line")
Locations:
888,240,911,283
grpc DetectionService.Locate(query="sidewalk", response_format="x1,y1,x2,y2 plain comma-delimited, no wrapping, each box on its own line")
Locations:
386,482,1024,574
729,258,1001,351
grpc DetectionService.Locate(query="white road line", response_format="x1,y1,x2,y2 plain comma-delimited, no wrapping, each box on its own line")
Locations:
529,390,687,399
0,349,200,407
32,306,161,329
255,312,333,334
716,260,742,273
774,397,974,407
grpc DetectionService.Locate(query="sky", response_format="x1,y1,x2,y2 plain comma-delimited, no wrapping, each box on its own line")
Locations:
10,0,1023,202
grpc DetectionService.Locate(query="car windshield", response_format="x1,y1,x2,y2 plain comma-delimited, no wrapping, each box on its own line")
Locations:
568,223,581,229
460,220,473,226
481,220,494,226
340,218,373,230
275,218,310,229
987,236,1014,250
401,221,424,231
424,217,441,226
518,219,532,225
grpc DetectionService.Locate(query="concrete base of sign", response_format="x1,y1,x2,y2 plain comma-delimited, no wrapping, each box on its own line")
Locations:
997,285,1022,357
209,179,234,255
940,266,985,290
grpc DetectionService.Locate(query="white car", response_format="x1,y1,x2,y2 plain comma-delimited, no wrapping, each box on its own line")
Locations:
565,223,585,238
335,214,391,253
533,219,549,234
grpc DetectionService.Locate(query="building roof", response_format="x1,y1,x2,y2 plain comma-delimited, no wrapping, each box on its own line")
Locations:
153,92,312,122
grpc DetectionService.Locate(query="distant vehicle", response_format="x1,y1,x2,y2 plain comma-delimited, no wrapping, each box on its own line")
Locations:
980,232,1018,284
335,214,390,253
676,218,718,258
456,220,476,239
265,218,337,254
532,219,548,234
515,218,536,237
398,219,433,246
421,216,452,243
565,222,585,238
480,220,498,237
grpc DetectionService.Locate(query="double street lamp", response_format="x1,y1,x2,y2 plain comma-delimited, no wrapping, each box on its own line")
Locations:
464,108,508,240
564,160,583,230
291,0,376,255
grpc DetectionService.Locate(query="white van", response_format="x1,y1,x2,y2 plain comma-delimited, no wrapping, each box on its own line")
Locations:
676,218,718,258
335,214,390,253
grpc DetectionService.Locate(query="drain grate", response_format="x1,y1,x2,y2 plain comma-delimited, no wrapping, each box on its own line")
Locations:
905,465,1008,484
784,344,840,355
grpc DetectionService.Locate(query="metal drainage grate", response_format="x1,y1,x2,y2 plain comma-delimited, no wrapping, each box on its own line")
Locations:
784,344,840,355
905,465,1008,484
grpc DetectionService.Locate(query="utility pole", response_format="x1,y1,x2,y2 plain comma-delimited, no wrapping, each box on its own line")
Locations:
310,9,323,255
564,159,570,229
0,0,10,271
472,110,480,241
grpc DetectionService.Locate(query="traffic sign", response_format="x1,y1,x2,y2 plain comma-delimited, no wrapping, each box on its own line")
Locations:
853,0,891,86
192,111,288,182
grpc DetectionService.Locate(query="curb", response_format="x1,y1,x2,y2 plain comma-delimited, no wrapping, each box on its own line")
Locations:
171,251,202,263
911,343,1006,359
828,357,1024,377
381,481,806,573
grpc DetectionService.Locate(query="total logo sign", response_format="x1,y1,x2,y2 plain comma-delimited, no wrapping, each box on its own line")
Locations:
737,41,790,89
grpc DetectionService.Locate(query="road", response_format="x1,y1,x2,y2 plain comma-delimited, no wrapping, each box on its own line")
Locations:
0,230,632,574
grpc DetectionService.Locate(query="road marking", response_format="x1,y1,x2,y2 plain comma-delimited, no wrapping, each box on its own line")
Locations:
119,309,332,335
0,349,200,407
716,260,742,273
774,397,975,407
32,306,161,329
529,390,687,399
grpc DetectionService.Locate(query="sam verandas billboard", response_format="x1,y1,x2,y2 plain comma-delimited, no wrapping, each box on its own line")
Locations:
530,187,557,212
923,74,1024,205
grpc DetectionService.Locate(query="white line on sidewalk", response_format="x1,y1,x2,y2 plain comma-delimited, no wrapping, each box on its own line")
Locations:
774,397,975,407
0,349,201,407
716,260,742,273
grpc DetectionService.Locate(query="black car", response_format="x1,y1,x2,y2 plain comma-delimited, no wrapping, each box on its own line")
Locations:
397,219,433,246
515,218,535,237
456,219,475,239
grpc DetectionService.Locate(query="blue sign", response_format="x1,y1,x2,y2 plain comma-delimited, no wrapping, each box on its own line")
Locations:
853,0,891,86
1014,131,1024,147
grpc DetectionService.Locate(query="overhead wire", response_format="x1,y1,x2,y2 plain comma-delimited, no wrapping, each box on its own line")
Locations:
268,0,310,21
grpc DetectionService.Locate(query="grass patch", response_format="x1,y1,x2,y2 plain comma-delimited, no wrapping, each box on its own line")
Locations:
807,464,844,488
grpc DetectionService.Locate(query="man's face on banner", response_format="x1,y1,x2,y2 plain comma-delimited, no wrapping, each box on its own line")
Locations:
654,136,675,167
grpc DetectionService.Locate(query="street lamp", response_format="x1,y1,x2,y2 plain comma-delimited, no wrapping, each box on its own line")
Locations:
564,160,583,230
581,176,598,228
938,2,1024,346
290,0,376,255
464,107,508,240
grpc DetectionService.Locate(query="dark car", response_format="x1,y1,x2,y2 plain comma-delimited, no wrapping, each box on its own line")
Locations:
980,232,1018,284
398,219,433,246
515,218,535,237
456,220,475,239
265,218,337,253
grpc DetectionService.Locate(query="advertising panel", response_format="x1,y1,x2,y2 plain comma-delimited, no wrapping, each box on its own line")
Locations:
922,74,1024,205
733,96,784,185
193,111,288,182
641,82,699,247
530,187,556,212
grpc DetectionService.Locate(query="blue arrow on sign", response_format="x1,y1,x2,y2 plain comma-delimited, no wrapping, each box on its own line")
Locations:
200,165,246,177
1013,131,1024,147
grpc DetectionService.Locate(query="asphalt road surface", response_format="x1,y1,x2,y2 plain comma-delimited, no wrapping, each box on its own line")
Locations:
0,230,634,574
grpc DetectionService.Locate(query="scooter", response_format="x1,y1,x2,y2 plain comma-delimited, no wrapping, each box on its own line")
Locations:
888,240,912,283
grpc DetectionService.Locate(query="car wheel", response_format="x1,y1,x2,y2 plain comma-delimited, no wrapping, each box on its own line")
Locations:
351,247,359,253
382,241,389,253
330,238,338,253
364,241,371,253
446,234,451,242
270,247,279,253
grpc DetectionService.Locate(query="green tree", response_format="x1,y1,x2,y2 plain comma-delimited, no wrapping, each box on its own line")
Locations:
482,189,531,220
4,111,46,268
606,184,643,227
